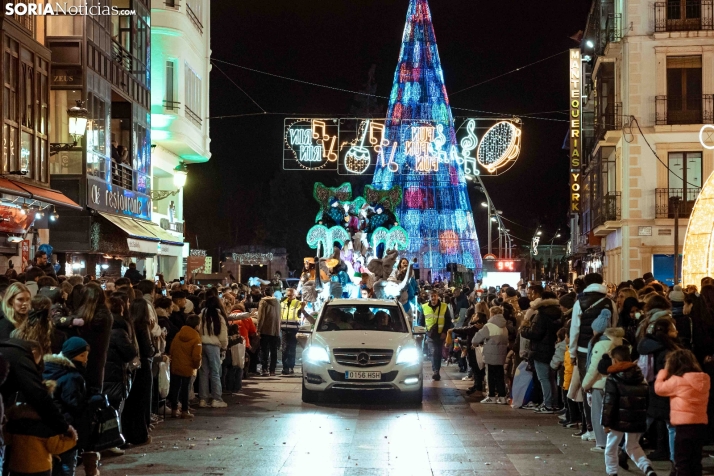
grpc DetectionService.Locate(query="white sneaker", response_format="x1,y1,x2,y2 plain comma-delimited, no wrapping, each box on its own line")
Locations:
462,375,472,381
496,397,507,405
581,431,596,441
199,400,208,408
211,400,228,408
590,446,605,452
105,447,125,455
480,396,497,404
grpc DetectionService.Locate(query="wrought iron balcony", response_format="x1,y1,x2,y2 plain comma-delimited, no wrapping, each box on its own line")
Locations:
593,192,621,228
655,188,700,218
655,95,714,125
595,103,622,141
655,0,714,32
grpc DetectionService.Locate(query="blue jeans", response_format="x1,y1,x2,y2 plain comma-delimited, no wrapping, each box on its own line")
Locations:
52,449,77,476
647,417,676,461
199,344,223,402
533,360,556,408
426,337,442,372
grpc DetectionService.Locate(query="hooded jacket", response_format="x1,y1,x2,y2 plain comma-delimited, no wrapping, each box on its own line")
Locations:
655,369,711,425
257,297,281,337
569,283,615,359
520,298,562,363
637,334,675,420
583,327,625,391
472,314,510,365
170,325,202,377
42,354,87,423
601,361,649,433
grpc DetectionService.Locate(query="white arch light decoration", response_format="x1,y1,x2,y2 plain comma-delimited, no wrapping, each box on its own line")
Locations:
682,169,714,286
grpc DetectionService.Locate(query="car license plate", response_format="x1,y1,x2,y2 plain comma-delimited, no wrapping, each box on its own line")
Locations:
345,371,381,380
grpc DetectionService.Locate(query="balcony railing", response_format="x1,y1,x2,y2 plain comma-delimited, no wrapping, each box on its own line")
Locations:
655,95,714,125
111,40,148,88
595,102,622,140
655,0,714,32
163,100,180,111
111,162,133,190
160,218,184,233
655,188,701,218
88,157,151,195
593,192,621,228
185,106,202,127
186,3,203,33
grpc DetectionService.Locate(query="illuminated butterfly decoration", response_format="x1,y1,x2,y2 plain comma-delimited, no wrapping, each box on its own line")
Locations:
363,184,403,214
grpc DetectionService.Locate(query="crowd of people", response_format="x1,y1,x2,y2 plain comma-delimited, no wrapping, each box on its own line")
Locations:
427,272,714,476
0,249,293,476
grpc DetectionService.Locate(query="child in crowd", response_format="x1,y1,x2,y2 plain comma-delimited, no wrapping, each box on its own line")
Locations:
472,306,510,404
5,340,79,476
168,313,202,418
601,345,656,476
655,349,711,476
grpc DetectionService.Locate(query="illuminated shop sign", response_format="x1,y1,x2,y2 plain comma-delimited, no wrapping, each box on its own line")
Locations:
569,49,582,214
282,117,522,176
87,176,151,221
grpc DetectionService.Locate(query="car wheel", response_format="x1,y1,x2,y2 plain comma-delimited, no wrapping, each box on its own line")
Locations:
402,380,423,405
302,379,319,404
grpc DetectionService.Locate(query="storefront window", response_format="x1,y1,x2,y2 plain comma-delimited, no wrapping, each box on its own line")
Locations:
49,89,82,144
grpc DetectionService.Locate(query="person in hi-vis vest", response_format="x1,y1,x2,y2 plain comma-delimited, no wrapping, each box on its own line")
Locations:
280,287,306,375
418,292,453,381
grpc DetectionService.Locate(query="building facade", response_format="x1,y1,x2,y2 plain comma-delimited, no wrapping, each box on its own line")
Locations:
0,3,83,274
573,0,714,286
47,0,185,279
149,0,211,281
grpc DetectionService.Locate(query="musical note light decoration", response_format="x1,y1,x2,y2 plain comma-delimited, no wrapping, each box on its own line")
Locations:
371,0,482,273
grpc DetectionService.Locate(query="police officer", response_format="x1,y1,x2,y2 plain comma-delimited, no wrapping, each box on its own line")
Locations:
280,287,304,375
418,291,453,381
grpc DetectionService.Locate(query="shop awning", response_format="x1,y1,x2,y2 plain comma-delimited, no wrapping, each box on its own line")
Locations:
1,178,82,211
136,220,184,246
99,212,160,242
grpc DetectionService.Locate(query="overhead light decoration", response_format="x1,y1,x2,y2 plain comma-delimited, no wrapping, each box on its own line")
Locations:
7,236,22,243
19,202,29,215
49,206,59,222
476,121,522,174
50,100,89,156
35,207,44,219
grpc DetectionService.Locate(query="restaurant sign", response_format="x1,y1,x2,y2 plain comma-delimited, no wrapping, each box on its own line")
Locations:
87,176,150,221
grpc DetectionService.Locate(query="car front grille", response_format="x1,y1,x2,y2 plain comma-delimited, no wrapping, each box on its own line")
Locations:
333,348,394,367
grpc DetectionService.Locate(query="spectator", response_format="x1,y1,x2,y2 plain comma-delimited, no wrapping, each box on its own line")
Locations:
168,313,202,419
198,296,228,408
472,306,510,404
123,262,143,285
32,250,57,281
0,283,32,339
257,287,281,377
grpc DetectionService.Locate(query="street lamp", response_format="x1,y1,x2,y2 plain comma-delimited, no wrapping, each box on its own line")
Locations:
151,162,188,201
548,229,561,280
50,100,89,156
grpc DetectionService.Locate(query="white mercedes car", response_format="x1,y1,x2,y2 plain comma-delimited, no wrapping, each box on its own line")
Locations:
299,298,425,404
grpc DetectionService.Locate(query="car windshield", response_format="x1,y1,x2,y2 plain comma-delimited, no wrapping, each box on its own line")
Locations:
317,304,407,333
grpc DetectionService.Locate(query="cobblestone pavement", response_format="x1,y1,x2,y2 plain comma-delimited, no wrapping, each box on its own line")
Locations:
86,365,711,476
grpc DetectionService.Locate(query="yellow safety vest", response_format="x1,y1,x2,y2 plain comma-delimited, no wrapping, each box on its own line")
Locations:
281,299,301,327
422,302,448,334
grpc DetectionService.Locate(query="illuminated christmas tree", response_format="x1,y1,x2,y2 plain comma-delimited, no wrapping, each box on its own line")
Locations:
371,0,482,274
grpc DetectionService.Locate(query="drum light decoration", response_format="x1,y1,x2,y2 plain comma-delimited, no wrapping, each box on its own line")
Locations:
371,0,481,274
476,121,522,174
682,169,714,286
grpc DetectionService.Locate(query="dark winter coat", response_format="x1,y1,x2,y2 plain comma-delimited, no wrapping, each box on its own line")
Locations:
520,299,563,363
0,310,18,340
102,314,138,406
123,267,143,285
157,310,180,352
576,288,613,350
67,307,113,393
0,339,68,437
601,361,649,433
671,302,693,350
42,354,87,423
169,307,187,330
692,296,714,362
637,335,675,420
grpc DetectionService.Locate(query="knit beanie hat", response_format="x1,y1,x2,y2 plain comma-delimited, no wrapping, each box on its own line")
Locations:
559,292,576,310
669,285,685,303
592,308,612,334
62,336,89,360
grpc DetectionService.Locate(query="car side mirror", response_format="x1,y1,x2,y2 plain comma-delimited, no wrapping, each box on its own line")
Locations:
412,325,426,335
298,324,313,334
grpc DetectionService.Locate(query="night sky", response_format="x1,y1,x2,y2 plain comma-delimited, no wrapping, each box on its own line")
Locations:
184,0,591,270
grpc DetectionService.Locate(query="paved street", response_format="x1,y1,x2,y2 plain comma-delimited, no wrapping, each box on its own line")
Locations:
87,366,702,476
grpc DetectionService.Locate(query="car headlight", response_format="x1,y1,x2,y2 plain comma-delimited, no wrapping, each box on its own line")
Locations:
396,346,420,365
305,346,330,364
